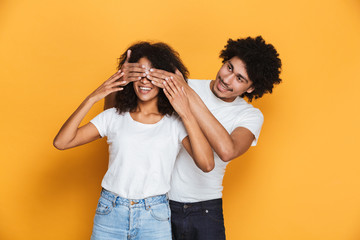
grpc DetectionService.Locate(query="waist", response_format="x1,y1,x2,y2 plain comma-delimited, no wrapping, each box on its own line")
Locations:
169,198,222,210
101,188,168,209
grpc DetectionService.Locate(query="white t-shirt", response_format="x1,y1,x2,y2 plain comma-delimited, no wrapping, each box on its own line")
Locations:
90,108,187,199
169,79,264,202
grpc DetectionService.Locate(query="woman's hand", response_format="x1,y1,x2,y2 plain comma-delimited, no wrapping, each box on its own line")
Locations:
120,50,147,85
88,71,125,103
163,77,191,119
103,50,147,110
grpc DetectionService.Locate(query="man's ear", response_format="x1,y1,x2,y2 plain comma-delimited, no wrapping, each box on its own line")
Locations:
246,86,255,93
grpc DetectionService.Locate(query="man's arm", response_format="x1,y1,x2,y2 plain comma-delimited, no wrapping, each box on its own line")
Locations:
163,80,214,172
185,85,255,162
148,70,255,162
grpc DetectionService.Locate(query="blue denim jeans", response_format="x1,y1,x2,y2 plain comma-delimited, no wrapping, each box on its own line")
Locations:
170,199,226,240
90,188,172,240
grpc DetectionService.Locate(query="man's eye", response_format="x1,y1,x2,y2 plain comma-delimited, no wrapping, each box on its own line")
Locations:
227,65,232,71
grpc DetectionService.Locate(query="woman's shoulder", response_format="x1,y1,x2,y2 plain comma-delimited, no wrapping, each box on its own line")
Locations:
99,108,127,120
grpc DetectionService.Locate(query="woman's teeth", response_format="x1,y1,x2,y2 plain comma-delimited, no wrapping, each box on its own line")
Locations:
140,87,152,91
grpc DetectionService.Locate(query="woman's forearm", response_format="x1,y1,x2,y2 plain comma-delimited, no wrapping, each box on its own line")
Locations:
53,97,96,150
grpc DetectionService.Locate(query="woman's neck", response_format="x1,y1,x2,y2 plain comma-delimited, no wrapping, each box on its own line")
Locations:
134,98,159,114
130,98,163,124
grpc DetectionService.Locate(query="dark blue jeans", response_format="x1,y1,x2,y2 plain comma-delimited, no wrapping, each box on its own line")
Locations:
170,199,226,240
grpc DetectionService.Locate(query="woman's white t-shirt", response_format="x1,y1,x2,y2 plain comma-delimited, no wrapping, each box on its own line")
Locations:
90,108,187,199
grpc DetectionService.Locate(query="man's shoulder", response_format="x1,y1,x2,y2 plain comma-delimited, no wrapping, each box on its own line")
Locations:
187,79,212,97
188,79,211,87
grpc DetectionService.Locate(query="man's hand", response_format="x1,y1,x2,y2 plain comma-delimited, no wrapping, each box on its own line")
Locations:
147,68,188,90
163,77,191,119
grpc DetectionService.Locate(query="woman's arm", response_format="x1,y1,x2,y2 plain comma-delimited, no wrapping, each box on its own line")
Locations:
53,71,125,150
163,79,214,172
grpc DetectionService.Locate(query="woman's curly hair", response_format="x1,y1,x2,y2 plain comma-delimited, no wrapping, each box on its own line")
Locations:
220,36,282,102
115,41,189,116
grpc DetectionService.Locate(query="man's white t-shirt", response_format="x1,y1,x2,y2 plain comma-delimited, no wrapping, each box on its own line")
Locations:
91,108,187,199
169,79,264,202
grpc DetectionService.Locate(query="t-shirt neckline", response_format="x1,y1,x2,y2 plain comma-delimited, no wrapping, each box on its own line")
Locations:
127,112,166,126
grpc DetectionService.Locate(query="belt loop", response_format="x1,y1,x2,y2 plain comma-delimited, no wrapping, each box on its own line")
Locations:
145,198,151,210
112,196,117,207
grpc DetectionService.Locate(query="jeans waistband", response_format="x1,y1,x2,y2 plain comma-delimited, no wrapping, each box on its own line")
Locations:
170,198,222,209
101,188,168,209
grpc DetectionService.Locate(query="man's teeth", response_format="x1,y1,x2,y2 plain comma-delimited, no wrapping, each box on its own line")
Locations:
140,87,152,91
220,81,228,90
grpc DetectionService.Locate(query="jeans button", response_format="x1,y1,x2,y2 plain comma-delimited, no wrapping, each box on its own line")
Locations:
184,204,189,209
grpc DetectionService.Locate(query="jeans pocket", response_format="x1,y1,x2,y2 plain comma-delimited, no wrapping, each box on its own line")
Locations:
95,197,113,215
205,208,224,223
150,203,170,221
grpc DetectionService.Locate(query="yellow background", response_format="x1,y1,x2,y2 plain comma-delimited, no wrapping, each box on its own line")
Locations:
1,0,360,239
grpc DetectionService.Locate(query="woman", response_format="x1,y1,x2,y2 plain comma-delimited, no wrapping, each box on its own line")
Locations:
53,42,214,240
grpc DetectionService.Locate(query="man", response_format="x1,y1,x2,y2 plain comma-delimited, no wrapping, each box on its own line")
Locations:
147,36,282,240
106,36,282,239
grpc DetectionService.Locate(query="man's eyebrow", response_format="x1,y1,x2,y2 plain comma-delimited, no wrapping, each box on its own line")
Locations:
228,60,249,83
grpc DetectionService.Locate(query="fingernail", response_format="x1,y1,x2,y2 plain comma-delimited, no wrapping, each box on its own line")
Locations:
165,77,169,81
142,65,145,68
143,73,146,76
170,76,173,79
121,81,126,84
145,71,149,75
138,77,141,80
163,81,166,85
150,68,154,72
146,75,150,78
117,69,121,73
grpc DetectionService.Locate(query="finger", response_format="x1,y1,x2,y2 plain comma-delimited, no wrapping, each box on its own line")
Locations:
146,74,164,83
107,71,124,83
126,76,142,82
149,68,171,75
122,62,146,68
109,87,124,94
126,72,147,78
163,80,175,96
169,77,182,92
163,86,172,100
151,80,164,89
175,68,183,76
167,77,179,95
125,50,131,63
146,75,165,88
111,80,127,87
148,71,171,80
126,67,147,73
181,86,187,96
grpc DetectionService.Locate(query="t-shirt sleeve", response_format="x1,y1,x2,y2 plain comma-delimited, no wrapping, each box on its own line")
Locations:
233,108,264,146
90,108,115,138
176,116,188,144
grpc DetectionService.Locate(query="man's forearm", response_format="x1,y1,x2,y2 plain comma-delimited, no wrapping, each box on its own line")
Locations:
187,88,236,161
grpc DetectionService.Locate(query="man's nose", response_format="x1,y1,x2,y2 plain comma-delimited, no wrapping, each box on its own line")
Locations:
222,74,234,84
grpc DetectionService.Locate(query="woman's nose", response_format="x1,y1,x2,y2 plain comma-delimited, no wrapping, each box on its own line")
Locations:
140,77,150,84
